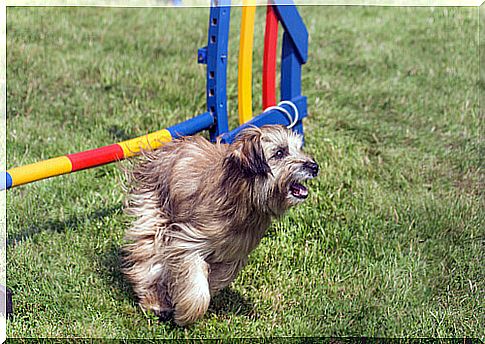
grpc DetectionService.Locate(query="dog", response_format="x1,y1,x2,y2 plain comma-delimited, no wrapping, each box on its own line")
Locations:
122,124,319,326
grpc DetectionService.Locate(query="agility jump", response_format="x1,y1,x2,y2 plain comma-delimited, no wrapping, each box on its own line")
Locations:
1,0,308,190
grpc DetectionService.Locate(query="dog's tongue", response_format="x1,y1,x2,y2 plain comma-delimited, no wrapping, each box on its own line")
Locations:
290,182,308,199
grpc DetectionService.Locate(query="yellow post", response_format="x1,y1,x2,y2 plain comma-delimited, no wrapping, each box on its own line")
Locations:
238,0,256,124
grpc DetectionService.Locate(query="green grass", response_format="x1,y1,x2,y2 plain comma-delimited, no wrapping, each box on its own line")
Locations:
6,5,484,338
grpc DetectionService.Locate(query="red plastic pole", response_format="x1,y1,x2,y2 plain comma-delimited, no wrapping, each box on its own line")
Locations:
262,5,278,109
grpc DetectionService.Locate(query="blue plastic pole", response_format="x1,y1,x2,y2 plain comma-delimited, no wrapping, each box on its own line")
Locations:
220,95,307,144
199,0,232,142
274,1,308,137
281,31,305,136
166,111,215,139
273,1,308,64
0,172,12,190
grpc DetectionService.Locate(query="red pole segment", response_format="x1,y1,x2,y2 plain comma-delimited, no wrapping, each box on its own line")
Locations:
262,5,278,110
67,144,125,172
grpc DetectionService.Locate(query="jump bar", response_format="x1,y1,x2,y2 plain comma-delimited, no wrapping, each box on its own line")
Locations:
1,112,214,190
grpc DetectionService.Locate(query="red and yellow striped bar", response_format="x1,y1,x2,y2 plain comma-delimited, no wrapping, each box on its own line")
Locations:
7,129,173,188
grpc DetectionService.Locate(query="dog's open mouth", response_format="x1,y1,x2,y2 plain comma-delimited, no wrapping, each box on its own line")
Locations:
289,182,308,199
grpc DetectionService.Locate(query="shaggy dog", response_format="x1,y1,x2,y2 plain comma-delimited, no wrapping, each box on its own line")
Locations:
122,124,319,326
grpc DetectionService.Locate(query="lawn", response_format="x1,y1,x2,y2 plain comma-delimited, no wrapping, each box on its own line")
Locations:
5,5,484,339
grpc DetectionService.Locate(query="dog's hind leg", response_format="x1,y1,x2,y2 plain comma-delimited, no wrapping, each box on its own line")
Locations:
125,261,173,318
138,287,169,318
170,253,210,326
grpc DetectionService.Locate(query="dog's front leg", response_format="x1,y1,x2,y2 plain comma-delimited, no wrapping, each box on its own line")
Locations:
170,253,210,326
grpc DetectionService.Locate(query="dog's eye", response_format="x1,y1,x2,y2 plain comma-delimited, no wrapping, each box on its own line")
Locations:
274,149,285,159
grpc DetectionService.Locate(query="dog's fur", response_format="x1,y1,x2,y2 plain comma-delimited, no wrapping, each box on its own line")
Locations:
122,125,318,326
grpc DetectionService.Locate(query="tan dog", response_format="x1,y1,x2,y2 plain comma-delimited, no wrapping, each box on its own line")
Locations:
122,125,318,326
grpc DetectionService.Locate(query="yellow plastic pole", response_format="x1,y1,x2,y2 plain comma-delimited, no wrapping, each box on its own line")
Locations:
8,156,73,188
118,129,172,158
238,0,256,124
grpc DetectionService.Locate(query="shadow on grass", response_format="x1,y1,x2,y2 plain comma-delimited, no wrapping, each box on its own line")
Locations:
108,125,133,141
209,288,256,319
8,200,256,320
6,203,123,247
161,288,257,329
7,202,137,308
97,244,137,303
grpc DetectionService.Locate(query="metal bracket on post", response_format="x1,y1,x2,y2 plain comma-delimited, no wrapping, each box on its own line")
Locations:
198,46,208,64
205,0,231,142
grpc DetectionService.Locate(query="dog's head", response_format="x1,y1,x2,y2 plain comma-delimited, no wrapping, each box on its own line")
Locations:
224,125,318,215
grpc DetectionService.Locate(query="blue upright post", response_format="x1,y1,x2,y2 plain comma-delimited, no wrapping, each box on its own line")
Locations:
272,2,308,63
199,0,231,142
274,1,308,137
280,31,305,136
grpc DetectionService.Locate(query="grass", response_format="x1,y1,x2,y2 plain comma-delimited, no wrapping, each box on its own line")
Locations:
5,5,484,339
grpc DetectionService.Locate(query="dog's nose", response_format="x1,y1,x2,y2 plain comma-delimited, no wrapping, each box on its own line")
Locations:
304,161,319,177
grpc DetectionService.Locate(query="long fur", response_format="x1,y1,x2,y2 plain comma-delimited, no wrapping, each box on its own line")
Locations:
122,125,318,326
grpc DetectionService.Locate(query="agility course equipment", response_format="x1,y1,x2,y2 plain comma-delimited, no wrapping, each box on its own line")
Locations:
238,0,256,124
1,0,308,191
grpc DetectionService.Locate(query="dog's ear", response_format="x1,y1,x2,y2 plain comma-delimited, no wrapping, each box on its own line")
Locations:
224,127,270,178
